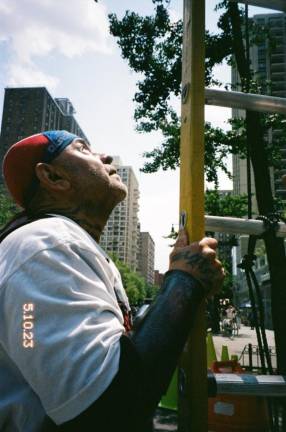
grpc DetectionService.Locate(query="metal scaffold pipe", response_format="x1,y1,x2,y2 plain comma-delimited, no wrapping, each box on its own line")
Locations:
205,88,286,115
210,373,286,397
229,0,286,12
205,215,286,238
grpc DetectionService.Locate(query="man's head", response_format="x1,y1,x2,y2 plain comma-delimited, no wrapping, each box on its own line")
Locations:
3,130,127,215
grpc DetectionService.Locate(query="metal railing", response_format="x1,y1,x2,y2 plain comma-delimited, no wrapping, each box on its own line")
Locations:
239,343,277,372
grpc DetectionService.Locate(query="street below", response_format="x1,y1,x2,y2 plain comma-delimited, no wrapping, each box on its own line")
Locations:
154,324,276,431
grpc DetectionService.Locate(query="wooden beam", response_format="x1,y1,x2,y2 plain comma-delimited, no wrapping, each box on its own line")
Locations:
179,1,206,431
205,88,286,115
229,0,286,12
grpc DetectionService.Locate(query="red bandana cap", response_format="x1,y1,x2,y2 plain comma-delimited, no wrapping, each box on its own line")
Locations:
2,130,79,208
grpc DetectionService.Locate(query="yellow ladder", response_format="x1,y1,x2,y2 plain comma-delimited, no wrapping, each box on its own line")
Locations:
179,1,286,430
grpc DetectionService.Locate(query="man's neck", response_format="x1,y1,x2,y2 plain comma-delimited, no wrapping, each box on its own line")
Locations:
60,209,104,242
29,203,107,243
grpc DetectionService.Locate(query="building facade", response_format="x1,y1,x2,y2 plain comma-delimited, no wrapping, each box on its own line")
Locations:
0,87,89,174
231,13,286,326
154,270,164,288
99,157,140,272
138,231,155,285
232,12,286,204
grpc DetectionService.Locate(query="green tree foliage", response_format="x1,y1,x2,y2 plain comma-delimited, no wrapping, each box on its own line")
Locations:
0,186,17,228
110,2,286,380
205,190,248,301
167,189,248,241
109,1,286,186
111,253,158,305
145,282,159,300
218,258,234,301
205,190,248,217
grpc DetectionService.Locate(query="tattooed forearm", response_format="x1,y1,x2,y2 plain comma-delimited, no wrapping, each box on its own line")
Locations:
171,251,203,266
171,251,217,288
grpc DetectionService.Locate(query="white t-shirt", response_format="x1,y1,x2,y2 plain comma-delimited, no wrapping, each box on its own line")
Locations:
0,215,129,431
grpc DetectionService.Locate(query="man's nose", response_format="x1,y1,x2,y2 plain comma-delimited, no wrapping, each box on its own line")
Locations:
99,154,113,164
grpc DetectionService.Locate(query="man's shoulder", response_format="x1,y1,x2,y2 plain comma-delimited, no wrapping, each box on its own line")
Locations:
0,216,100,282
1,215,88,247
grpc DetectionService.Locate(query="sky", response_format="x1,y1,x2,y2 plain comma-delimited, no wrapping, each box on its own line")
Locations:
0,0,278,272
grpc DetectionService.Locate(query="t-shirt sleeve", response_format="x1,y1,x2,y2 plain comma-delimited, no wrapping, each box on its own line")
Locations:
1,241,125,425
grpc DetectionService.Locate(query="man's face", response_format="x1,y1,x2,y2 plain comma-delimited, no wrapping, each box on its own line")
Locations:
53,139,128,211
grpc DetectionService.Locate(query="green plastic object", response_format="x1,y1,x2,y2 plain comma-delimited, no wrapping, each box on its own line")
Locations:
206,332,217,368
159,370,178,411
221,345,230,361
160,333,220,410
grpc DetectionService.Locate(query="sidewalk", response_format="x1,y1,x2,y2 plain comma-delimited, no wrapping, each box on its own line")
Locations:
153,325,276,431
154,408,177,431
213,324,276,367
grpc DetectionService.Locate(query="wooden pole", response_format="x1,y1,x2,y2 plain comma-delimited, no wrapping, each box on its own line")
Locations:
178,1,206,431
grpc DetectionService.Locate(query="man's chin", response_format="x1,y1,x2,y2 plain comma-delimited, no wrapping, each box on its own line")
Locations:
117,186,128,201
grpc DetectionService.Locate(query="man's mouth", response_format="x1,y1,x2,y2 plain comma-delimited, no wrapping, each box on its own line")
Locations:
110,170,122,181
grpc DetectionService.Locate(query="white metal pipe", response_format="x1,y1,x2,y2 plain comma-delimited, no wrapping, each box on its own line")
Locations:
205,88,286,115
205,215,286,238
229,0,286,12
213,373,286,397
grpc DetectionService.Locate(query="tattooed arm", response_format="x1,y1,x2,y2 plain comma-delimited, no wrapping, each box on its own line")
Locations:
169,229,225,297
44,231,224,432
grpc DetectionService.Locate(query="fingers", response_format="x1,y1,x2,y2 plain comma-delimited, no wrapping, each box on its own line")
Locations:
198,237,218,262
213,259,226,281
175,232,216,250
175,229,189,247
199,236,218,250
169,232,225,298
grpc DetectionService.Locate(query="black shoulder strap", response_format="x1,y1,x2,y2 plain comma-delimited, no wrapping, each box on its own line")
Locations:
0,212,53,243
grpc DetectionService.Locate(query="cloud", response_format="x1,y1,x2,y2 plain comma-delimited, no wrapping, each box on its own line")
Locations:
8,62,59,89
0,0,111,89
169,8,182,22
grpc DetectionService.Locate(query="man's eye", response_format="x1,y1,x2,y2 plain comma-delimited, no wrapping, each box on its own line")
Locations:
79,145,90,153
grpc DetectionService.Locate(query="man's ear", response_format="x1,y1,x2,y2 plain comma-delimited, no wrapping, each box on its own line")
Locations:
35,163,71,192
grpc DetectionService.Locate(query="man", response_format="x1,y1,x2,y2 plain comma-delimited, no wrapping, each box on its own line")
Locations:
0,130,225,431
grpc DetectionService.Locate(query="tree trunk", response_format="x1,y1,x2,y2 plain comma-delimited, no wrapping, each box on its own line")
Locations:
228,3,286,426
246,111,286,374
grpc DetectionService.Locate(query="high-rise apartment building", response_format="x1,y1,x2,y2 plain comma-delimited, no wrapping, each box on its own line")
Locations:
100,157,140,272
138,232,155,285
232,12,286,204
0,87,89,174
231,13,286,325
